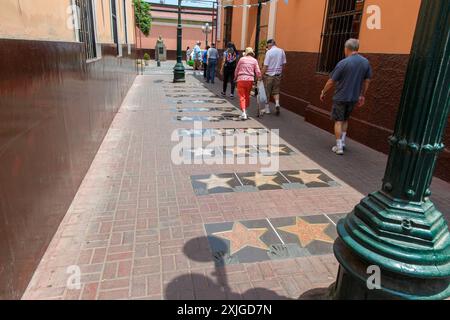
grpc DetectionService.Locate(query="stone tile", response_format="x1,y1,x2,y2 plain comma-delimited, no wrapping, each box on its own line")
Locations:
26,65,450,301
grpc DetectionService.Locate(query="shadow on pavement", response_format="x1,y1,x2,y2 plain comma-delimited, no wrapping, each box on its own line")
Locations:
298,286,333,300
164,237,292,300
190,72,450,220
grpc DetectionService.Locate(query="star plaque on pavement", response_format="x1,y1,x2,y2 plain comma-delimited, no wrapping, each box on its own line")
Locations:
278,217,334,247
213,222,269,255
196,174,235,191
286,171,324,185
244,172,281,188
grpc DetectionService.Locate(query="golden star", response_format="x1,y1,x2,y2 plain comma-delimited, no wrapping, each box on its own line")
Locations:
279,218,334,247
191,148,214,157
287,171,323,184
267,145,288,154
197,174,234,190
244,172,280,187
229,146,249,156
213,222,269,255
259,145,287,155
245,128,264,135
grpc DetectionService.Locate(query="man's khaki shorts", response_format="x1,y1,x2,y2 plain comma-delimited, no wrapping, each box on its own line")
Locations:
263,74,282,96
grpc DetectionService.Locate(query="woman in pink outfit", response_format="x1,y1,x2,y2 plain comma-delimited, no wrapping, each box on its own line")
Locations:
234,47,262,120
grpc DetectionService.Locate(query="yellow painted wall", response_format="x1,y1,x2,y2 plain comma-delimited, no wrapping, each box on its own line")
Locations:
0,0,135,45
116,0,135,45
359,0,421,54
0,0,74,41
95,0,110,43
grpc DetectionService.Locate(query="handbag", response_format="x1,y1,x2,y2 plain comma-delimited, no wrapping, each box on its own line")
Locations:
257,80,267,104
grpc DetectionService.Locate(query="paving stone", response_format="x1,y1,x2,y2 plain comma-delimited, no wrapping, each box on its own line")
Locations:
22,63,450,301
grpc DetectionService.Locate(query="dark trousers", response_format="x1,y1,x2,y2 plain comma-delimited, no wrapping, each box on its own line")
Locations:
222,66,236,94
207,59,217,83
203,63,208,78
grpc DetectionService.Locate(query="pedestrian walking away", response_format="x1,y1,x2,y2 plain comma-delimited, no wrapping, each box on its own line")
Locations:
234,47,262,120
186,46,192,64
220,42,239,99
206,43,219,84
193,41,202,70
202,46,210,79
261,39,287,115
320,38,372,156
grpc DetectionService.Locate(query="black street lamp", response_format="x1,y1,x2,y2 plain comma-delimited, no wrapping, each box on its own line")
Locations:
173,0,185,83
254,0,269,58
254,0,263,58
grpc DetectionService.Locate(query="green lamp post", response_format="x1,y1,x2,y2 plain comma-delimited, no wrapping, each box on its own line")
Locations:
173,0,185,83
332,0,450,300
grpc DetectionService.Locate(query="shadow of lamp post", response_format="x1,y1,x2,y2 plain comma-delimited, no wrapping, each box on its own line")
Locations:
173,0,185,83
332,0,450,300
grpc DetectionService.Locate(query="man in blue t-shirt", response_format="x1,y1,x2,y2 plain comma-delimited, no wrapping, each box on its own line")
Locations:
320,38,372,155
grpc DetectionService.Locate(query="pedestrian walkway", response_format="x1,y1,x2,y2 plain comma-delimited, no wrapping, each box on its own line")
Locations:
22,61,450,300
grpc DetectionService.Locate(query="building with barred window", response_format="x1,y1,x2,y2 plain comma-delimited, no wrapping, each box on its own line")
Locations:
220,0,449,182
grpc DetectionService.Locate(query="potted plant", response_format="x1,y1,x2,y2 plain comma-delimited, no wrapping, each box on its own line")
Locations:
143,53,150,66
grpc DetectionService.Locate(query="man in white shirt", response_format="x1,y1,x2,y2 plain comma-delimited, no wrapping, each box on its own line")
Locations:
261,39,287,115
193,41,202,70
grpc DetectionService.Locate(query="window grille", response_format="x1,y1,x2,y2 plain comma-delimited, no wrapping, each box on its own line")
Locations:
317,0,365,73
76,0,97,60
111,0,119,54
123,0,128,44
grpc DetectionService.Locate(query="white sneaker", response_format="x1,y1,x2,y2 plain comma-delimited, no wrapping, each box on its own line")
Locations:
230,94,234,99
239,112,248,120
332,146,344,155
264,106,271,114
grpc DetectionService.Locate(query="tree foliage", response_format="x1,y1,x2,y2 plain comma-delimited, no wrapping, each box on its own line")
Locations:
134,0,152,36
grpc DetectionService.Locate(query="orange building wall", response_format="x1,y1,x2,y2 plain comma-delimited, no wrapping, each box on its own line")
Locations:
274,0,327,52
231,6,244,49
138,24,212,51
359,0,421,54
245,3,270,50
224,1,422,55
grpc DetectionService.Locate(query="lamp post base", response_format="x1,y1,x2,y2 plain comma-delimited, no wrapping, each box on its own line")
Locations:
173,62,185,83
332,231,450,300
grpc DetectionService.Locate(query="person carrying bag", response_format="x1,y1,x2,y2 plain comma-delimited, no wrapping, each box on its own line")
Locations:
256,80,268,117
221,42,239,98
234,47,262,120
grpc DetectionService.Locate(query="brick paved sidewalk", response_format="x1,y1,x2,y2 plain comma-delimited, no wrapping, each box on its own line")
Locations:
22,61,450,300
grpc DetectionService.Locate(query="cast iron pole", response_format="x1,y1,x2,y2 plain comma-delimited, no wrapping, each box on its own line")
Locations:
215,0,219,48
254,0,262,58
173,0,185,82
332,0,450,300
